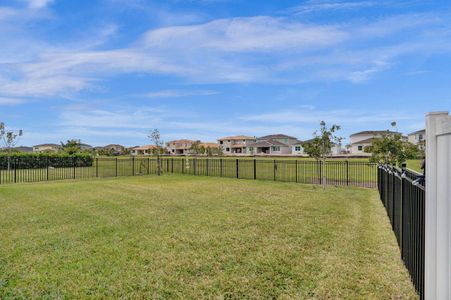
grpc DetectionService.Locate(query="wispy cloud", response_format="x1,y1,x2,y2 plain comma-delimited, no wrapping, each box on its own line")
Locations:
26,0,54,9
290,1,375,14
0,97,26,105
1,8,450,100
146,89,219,98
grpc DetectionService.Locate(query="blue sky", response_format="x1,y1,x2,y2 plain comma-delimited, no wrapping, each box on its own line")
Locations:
1,0,451,147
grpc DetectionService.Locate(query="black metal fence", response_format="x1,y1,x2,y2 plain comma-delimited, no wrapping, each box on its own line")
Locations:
378,164,425,299
0,156,377,188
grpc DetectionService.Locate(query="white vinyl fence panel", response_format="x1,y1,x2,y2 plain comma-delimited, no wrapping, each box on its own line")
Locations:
425,111,451,300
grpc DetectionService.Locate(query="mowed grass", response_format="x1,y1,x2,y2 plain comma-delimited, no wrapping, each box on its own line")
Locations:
0,175,417,299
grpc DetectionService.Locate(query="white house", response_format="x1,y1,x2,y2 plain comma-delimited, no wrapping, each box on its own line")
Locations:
408,129,426,151
349,130,399,155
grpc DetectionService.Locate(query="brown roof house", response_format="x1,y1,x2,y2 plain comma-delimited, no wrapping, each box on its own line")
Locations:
217,135,256,155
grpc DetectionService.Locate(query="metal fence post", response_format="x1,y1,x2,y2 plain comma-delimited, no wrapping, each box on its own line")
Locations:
46,157,49,181
206,159,209,176
14,157,17,183
132,156,135,176
220,158,223,177
400,163,406,253
96,157,99,177
253,159,257,180
116,157,118,177
73,156,76,179
172,158,174,173
273,160,276,181
194,158,197,175
295,160,298,183
236,159,239,179
346,160,349,186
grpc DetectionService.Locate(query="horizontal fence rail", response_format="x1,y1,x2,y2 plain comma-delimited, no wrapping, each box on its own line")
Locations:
378,164,425,299
0,156,377,188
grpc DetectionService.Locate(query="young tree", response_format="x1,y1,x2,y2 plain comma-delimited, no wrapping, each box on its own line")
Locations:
189,141,202,155
364,123,420,166
61,139,81,155
303,121,342,187
0,122,23,170
149,129,164,176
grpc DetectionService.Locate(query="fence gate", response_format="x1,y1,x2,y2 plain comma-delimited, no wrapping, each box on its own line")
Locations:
425,111,451,299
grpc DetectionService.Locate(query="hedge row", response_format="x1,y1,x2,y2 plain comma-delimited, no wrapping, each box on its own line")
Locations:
0,153,93,170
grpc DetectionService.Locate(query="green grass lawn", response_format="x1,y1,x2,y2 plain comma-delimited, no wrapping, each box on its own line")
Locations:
0,175,417,298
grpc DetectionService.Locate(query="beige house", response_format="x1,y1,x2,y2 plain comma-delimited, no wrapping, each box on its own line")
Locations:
130,145,161,156
349,130,399,155
166,139,199,155
248,134,299,155
217,135,256,155
33,143,61,153
408,129,426,151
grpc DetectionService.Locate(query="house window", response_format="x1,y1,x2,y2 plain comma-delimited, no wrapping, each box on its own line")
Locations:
226,148,230,152
219,141,223,144
358,145,363,151
272,146,280,152
295,146,301,151
419,134,423,140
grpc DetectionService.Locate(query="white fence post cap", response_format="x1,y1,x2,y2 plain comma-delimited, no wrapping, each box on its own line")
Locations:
426,111,449,116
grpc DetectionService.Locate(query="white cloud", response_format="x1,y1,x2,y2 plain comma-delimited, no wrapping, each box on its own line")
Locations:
26,0,54,9
291,1,375,14
0,11,450,99
146,89,219,98
0,97,26,105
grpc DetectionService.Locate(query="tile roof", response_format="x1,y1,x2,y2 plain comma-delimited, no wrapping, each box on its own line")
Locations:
217,135,255,141
258,134,297,140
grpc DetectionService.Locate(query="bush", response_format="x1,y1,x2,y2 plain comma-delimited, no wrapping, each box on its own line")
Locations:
0,153,93,170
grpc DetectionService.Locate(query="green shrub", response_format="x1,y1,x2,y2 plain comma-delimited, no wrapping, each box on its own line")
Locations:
0,153,93,170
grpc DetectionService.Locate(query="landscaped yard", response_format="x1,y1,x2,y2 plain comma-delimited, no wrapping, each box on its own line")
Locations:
0,175,417,298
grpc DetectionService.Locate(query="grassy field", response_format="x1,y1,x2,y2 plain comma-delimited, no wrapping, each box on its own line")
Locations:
0,175,417,298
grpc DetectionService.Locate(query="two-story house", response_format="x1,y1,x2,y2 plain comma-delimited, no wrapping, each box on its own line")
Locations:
217,136,256,155
166,139,199,155
248,134,299,155
349,130,399,155
408,129,426,151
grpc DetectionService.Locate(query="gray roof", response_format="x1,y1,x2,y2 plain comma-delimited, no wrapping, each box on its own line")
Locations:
248,140,290,147
350,130,400,137
258,134,297,140
408,129,425,135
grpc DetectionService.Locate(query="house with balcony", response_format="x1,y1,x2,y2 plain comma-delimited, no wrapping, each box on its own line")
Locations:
166,139,200,155
408,129,426,151
217,136,256,155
